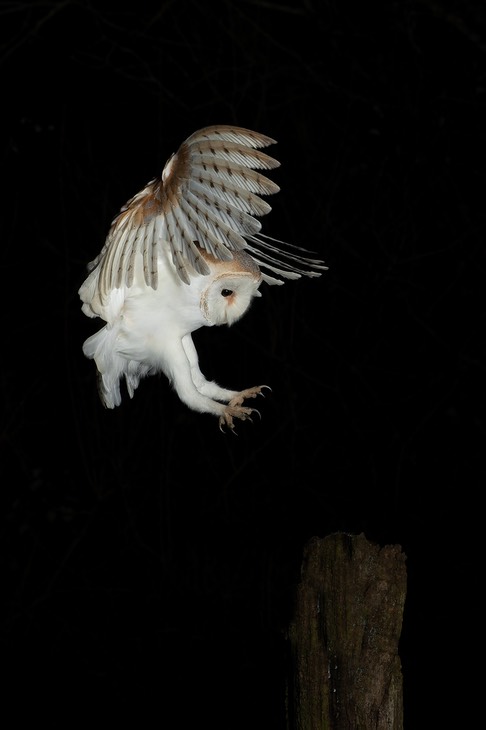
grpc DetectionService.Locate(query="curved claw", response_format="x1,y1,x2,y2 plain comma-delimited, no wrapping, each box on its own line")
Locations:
258,385,272,398
219,421,239,435
219,419,236,434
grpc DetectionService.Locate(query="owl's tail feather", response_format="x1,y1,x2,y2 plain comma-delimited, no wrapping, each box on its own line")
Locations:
82,324,149,408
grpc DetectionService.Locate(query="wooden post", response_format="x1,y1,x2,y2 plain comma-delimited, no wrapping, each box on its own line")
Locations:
287,532,407,730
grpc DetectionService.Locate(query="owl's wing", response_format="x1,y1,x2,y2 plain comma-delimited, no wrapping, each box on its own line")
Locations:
84,124,327,302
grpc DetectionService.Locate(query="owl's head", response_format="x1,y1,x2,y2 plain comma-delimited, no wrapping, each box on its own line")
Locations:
200,251,262,327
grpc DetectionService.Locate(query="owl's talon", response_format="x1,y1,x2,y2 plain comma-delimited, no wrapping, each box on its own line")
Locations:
219,419,239,435
218,403,261,432
228,385,270,409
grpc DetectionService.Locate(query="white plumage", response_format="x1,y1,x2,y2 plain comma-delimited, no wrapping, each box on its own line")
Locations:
79,124,327,430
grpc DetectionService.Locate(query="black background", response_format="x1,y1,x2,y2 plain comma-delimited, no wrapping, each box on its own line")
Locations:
2,1,484,725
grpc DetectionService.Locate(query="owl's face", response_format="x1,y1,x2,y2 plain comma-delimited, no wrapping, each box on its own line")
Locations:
198,249,262,327
200,270,262,326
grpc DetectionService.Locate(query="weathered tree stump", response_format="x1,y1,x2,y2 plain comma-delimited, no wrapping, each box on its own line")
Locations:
287,532,407,729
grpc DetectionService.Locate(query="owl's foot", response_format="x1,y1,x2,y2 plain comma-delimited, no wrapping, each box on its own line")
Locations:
219,405,259,432
219,385,271,432
228,384,271,408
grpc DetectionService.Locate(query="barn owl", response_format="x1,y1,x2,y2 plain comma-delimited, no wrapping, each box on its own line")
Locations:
79,125,327,430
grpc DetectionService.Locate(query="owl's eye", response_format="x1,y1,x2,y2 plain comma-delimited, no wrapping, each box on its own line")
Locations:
221,289,233,297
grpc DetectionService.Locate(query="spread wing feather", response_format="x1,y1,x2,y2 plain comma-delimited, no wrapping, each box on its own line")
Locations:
189,178,272,218
79,124,326,312
188,139,280,170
